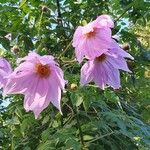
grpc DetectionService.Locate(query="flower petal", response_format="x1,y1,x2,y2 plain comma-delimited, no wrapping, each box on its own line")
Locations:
95,15,114,28
110,40,134,59
106,55,131,72
93,62,107,89
80,61,94,86
26,78,50,118
103,62,121,89
48,76,62,114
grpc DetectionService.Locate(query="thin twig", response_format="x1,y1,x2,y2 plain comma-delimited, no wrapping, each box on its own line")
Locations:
61,59,76,64
114,2,134,23
56,0,63,26
87,84,99,88
63,102,75,125
38,11,44,38
86,132,114,144
58,40,73,59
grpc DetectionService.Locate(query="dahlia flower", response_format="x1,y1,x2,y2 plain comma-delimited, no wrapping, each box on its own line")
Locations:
72,15,113,63
80,50,132,89
4,52,66,118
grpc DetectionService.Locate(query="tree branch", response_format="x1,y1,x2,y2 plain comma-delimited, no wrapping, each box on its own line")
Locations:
56,0,63,26
114,1,134,23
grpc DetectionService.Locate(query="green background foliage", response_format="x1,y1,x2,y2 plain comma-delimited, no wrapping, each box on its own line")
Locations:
0,0,150,149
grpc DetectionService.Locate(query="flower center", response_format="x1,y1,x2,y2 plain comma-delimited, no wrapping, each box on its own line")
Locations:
95,54,106,62
35,63,50,78
85,31,96,38
84,27,97,38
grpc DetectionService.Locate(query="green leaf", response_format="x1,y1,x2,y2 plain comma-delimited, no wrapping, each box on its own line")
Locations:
37,141,56,150
83,135,94,141
65,138,80,150
104,90,119,103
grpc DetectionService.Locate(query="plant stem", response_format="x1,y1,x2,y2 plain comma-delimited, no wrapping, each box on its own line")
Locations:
76,107,84,145
11,134,14,150
66,91,84,146
58,40,72,59
86,131,114,144
38,11,44,38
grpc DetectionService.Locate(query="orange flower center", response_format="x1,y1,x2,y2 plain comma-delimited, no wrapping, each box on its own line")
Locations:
84,27,97,38
85,31,96,38
95,54,106,62
35,63,50,78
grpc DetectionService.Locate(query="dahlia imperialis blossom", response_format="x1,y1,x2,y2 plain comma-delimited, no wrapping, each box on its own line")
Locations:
0,58,12,88
72,15,114,63
80,41,133,89
4,52,66,118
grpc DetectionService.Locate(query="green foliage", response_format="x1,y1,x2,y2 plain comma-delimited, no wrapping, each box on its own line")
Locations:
0,0,150,149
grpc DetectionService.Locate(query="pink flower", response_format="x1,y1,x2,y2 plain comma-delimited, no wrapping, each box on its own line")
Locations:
4,52,66,118
72,15,113,63
80,49,132,89
0,58,12,88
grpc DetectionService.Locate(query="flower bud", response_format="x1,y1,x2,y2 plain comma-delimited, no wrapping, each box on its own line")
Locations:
42,5,49,12
70,83,78,90
145,70,150,78
11,45,20,54
122,43,130,51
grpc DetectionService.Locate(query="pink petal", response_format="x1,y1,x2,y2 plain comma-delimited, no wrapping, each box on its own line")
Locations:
95,28,112,45
39,55,55,65
3,72,37,95
106,55,131,72
26,78,50,118
84,36,109,59
52,66,66,90
82,21,95,34
95,14,114,28
17,51,40,64
110,40,134,59
0,58,12,74
80,61,94,86
72,26,83,47
75,38,86,63
93,62,107,89
47,76,62,114
14,62,35,73
103,62,121,89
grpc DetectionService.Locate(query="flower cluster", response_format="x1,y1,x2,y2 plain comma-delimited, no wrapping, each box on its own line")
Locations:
0,14,133,118
72,15,133,89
